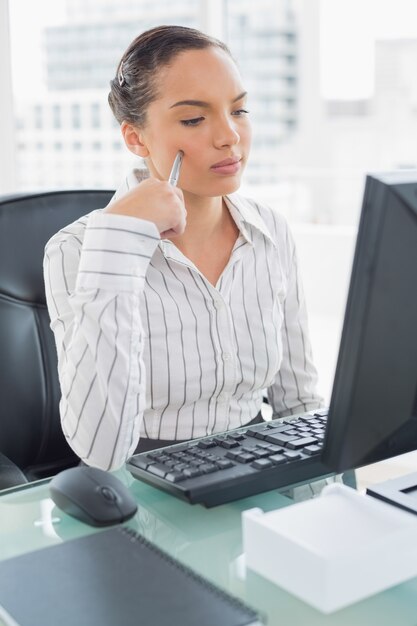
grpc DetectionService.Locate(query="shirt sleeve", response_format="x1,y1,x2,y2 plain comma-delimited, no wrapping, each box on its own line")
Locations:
267,222,324,417
43,210,160,470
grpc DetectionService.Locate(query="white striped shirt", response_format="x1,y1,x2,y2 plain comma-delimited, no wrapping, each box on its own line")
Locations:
44,170,322,470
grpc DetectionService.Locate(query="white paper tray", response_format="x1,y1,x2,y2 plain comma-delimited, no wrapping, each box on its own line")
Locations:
242,483,417,613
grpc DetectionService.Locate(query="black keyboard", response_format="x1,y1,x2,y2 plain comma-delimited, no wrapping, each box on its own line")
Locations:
127,409,331,507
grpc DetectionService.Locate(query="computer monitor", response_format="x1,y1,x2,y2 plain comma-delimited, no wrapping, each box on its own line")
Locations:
322,171,417,473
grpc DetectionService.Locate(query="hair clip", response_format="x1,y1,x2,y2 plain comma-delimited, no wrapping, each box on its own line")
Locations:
118,62,126,87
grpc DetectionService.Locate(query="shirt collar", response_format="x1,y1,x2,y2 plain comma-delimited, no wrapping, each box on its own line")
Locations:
109,168,147,204
225,193,277,248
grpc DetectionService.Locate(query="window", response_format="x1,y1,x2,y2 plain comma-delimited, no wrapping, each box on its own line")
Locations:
7,0,417,400
52,104,61,129
91,103,100,128
34,105,43,130
71,103,81,129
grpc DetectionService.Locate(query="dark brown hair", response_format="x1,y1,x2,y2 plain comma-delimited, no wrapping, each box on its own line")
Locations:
108,25,232,127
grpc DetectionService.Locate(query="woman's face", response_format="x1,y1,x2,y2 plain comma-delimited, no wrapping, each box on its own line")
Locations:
136,46,252,198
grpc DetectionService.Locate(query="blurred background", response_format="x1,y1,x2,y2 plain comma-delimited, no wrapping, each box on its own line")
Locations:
1,0,416,402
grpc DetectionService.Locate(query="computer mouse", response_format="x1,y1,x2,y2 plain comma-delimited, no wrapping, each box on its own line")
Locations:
50,466,138,527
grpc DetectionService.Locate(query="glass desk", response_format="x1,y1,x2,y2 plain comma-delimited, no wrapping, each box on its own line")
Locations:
1,453,417,626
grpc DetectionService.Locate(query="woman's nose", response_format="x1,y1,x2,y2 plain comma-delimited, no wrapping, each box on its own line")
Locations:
213,117,240,148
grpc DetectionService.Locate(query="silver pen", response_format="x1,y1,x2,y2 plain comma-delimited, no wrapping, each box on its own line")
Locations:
168,150,184,186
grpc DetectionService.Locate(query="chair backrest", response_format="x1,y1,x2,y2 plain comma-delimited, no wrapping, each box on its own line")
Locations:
0,190,114,480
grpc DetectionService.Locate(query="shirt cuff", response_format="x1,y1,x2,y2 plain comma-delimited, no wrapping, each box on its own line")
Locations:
76,210,160,292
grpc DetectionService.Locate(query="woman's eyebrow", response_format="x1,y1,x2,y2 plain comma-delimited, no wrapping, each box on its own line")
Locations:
169,91,247,109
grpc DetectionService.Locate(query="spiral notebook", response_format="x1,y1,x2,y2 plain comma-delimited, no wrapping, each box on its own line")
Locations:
0,527,263,626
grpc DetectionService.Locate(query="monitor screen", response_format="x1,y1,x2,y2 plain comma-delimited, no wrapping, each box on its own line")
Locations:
322,172,417,473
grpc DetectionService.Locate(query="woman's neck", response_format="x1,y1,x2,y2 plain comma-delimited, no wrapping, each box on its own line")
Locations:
171,192,228,247
167,191,239,286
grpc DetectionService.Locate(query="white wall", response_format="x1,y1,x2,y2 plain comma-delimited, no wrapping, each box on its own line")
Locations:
292,223,357,402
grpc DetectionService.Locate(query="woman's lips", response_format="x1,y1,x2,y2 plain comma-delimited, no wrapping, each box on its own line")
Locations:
210,156,242,175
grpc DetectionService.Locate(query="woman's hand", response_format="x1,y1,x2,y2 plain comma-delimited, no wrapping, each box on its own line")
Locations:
104,178,186,237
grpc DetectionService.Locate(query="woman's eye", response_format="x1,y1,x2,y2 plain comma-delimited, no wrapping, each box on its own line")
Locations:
180,117,204,127
232,109,250,117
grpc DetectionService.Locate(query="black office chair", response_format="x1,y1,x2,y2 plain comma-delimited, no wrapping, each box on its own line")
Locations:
0,189,114,490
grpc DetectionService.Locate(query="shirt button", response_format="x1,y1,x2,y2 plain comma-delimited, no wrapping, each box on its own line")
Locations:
214,299,223,309
222,353,231,361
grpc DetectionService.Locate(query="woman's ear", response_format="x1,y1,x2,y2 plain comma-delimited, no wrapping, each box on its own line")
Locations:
121,122,150,157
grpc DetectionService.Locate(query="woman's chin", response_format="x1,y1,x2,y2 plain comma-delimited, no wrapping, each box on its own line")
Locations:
185,178,243,198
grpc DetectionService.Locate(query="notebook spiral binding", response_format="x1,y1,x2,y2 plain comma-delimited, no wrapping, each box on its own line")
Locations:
119,526,263,623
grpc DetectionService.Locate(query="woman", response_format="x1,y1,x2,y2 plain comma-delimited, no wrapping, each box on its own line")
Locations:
44,25,323,471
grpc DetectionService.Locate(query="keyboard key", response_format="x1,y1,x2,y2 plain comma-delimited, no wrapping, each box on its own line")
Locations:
163,460,178,468
304,445,322,456
147,464,168,478
165,472,186,483
256,442,273,450
245,428,270,440
173,463,188,471
287,437,318,450
283,450,302,460
235,453,256,463
216,459,235,470
183,468,203,478
265,433,299,446
265,444,284,454
198,463,218,474
225,450,242,460
129,456,151,470
251,458,274,470
171,452,186,460
186,448,201,457
228,433,245,441
252,449,271,459
194,450,211,458
314,409,329,417
147,452,163,461
197,439,217,449
245,428,264,437
269,454,286,465
265,425,294,435
200,452,217,460
181,455,195,464
219,439,240,449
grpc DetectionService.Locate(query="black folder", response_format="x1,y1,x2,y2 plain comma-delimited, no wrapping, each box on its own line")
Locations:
0,526,263,626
